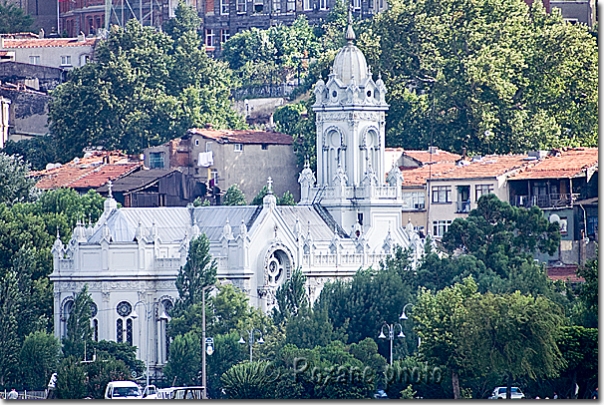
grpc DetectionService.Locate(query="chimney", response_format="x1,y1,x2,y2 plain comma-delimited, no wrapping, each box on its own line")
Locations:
78,31,86,42
461,147,467,159
39,28,45,39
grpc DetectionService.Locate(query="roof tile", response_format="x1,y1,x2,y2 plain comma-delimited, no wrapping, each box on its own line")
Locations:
188,128,293,145
509,148,598,180
3,38,98,48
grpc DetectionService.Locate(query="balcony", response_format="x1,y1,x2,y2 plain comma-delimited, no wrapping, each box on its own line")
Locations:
456,200,471,213
512,193,579,209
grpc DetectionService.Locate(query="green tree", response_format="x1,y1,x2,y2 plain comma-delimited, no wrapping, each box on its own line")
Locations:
576,257,597,322
555,326,598,399
278,190,296,206
273,100,316,171
84,354,132,399
413,277,480,399
0,0,34,34
221,361,278,399
62,284,93,359
223,184,247,206
368,0,597,154
3,137,60,171
206,331,247,399
19,331,61,390
174,234,217,311
162,1,202,40
0,153,37,206
0,271,20,387
56,356,87,399
465,291,565,398
49,18,243,161
272,267,309,324
163,331,202,386
88,340,145,376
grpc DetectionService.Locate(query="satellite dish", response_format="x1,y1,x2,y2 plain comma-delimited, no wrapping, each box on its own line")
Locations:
549,214,561,224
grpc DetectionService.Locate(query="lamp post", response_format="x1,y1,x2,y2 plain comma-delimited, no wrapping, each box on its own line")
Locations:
201,285,214,400
399,303,420,348
132,301,170,388
131,301,151,388
238,329,264,362
378,322,404,365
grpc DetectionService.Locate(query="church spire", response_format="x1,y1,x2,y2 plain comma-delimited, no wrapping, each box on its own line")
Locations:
346,4,355,43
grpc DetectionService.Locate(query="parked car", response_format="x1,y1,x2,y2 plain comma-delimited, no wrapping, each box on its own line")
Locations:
373,389,389,399
104,381,143,399
142,384,158,399
489,387,525,399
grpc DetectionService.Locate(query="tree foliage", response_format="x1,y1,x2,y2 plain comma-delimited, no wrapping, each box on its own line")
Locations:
368,0,597,153
0,0,34,34
62,284,93,359
49,13,244,161
0,153,37,207
163,331,202,386
19,331,61,390
174,233,217,311
223,184,247,206
56,356,87,399
3,137,60,170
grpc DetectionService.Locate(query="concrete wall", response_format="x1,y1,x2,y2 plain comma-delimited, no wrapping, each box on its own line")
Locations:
0,87,50,138
190,134,300,203
10,43,94,70
0,62,66,91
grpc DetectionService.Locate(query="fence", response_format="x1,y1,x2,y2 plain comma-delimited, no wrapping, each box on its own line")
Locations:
1,390,47,400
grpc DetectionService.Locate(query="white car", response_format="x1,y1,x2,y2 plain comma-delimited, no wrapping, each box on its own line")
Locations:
104,381,143,399
489,387,525,399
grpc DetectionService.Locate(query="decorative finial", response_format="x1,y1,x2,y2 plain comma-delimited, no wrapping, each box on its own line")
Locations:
107,180,113,198
267,177,273,194
346,4,356,43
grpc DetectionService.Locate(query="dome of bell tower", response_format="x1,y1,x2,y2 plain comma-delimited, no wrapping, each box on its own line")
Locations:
332,9,368,85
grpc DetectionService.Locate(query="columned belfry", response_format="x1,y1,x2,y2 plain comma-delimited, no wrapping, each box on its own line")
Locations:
300,7,405,238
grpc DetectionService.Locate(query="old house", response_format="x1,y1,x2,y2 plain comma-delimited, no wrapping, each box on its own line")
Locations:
143,127,300,203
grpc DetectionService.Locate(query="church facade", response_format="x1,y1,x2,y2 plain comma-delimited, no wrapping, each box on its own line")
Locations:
49,18,424,378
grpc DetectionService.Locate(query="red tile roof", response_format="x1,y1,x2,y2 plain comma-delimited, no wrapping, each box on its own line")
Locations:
429,154,531,180
188,128,293,145
509,148,598,180
2,38,98,48
402,163,457,186
547,265,584,283
32,151,141,190
404,149,461,165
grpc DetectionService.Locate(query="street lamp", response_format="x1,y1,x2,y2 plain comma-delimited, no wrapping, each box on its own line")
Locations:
399,303,420,348
239,329,264,362
378,322,404,365
201,284,214,400
131,301,152,388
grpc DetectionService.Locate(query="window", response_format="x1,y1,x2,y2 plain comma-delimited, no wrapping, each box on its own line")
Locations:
431,186,451,203
210,169,219,187
253,0,263,13
29,55,40,65
93,319,99,341
195,139,200,146
126,318,133,345
149,152,164,169
352,0,360,9
402,191,425,210
234,143,243,152
433,220,452,237
303,0,311,10
205,141,213,152
319,0,327,10
221,29,230,42
475,184,494,201
205,29,216,47
286,0,295,11
61,55,72,66
80,54,90,66
261,144,268,150
116,319,123,342
220,0,229,14
237,0,246,12
272,0,281,12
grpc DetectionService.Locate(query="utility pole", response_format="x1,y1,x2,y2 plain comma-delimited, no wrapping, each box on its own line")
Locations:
201,285,214,399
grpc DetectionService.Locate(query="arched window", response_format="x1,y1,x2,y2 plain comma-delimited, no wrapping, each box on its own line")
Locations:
93,319,99,342
116,319,123,342
126,319,133,345
61,299,74,338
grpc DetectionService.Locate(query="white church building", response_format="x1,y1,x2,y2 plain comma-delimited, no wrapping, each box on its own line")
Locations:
49,18,424,378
